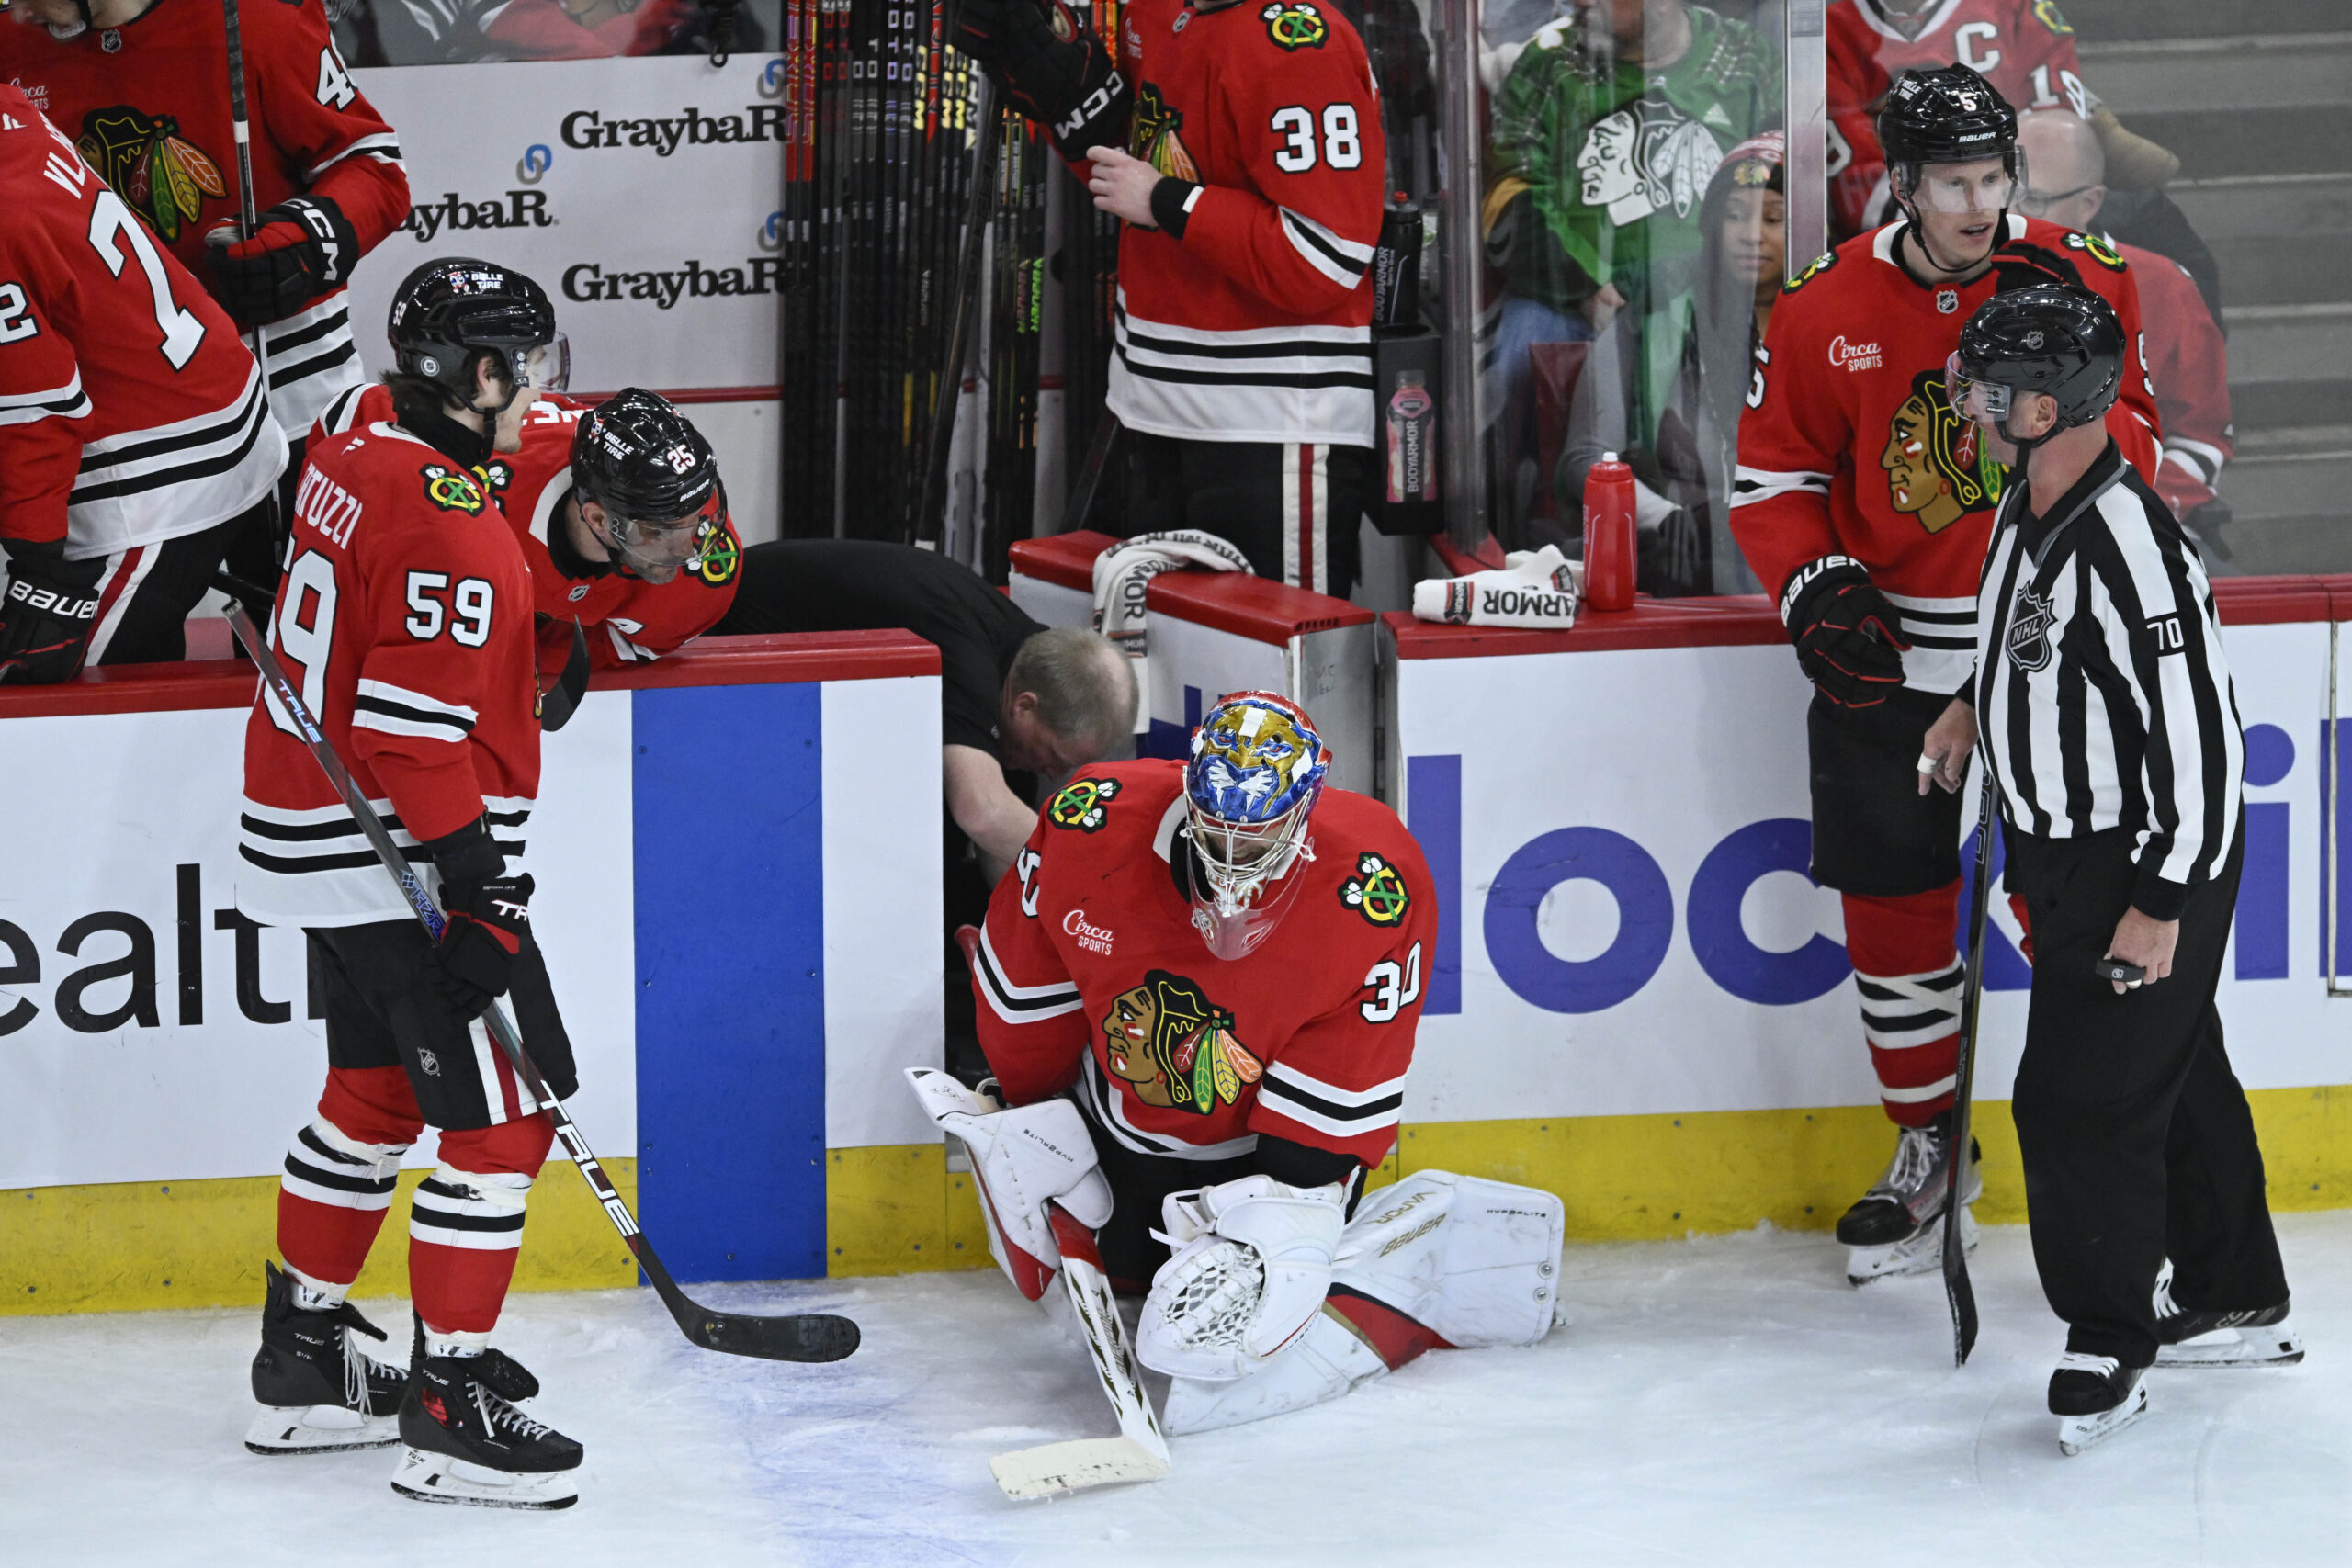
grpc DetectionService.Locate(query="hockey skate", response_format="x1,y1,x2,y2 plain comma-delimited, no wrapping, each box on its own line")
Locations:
244,1259,407,1455
2051,1353,2150,1455
391,1341,582,1509
2153,1259,2303,1368
1835,1114,1981,1286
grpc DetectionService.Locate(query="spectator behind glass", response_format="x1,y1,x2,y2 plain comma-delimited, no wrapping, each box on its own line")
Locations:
1484,0,1781,532
334,0,752,66
1558,133,1782,596
2018,108,2235,555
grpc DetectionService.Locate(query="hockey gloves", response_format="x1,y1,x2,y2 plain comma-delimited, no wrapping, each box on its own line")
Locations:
953,0,1128,161
207,196,359,329
1781,555,1910,709
0,540,106,685
422,818,532,1019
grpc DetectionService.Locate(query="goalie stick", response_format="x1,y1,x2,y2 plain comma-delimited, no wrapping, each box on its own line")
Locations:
989,1201,1172,1499
220,598,860,1367
1941,762,2000,1367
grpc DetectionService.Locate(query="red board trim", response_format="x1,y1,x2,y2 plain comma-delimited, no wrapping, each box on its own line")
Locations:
0,631,939,721
1010,528,1374,644
1009,530,1117,592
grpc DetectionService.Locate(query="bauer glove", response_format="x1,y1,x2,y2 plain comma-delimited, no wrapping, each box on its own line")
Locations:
207,195,359,329
953,0,1128,160
1781,555,1909,709
0,540,106,685
422,818,532,1018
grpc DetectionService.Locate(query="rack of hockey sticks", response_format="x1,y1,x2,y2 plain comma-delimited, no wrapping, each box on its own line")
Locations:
221,598,861,1367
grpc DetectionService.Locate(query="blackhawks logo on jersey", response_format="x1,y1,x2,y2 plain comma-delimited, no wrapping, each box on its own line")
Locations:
1101,969,1263,1115
77,107,226,243
1261,1,1328,51
1128,83,1199,183
1340,852,1410,927
2032,0,2074,37
1883,367,2002,534
1784,251,1837,293
1046,775,1122,831
695,521,742,587
420,464,488,515
2062,231,2129,273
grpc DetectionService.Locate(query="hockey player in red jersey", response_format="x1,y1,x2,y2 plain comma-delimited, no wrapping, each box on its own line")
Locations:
0,85,284,678
315,261,742,677
234,262,585,1508
1730,65,2160,1286
912,693,1564,1435
952,0,1384,596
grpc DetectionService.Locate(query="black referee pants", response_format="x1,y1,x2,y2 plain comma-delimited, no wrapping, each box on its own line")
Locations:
2007,824,2287,1368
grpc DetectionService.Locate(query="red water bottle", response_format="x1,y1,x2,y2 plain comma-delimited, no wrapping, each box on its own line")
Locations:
1583,451,1636,612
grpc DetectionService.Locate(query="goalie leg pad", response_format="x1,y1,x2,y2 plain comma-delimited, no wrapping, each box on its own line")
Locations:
1161,1310,1385,1436
904,1068,1112,1301
1332,1172,1565,1349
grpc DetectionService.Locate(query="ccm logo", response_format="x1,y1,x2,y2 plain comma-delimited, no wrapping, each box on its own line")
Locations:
1828,335,1883,372
6,581,97,619
1062,908,1114,954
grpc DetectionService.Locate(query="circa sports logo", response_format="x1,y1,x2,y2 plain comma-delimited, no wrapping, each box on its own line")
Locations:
562,258,784,310
1062,908,1114,955
403,190,555,243
560,105,786,157
1829,335,1883,373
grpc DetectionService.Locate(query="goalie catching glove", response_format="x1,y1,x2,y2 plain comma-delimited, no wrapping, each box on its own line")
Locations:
904,1068,1112,1301
952,0,1128,161
1780,555,1910,709
1138,1175,1350,1382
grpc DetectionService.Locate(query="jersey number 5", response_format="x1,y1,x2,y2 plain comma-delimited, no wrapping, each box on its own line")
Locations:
1360,942,1423,1022
1270,105,1362,173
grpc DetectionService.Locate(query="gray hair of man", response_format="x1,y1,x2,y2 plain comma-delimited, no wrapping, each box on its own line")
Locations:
1006,626,1140,756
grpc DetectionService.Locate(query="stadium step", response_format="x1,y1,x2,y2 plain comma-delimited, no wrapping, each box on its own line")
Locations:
2053,0,2347,44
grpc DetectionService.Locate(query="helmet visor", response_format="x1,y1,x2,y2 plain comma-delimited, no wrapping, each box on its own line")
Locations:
519,333,571,393
608,481,723,577
1945,351,2015,423
1910,164,2018,214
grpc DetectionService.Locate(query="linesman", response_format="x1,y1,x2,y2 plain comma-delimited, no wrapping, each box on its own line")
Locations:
1919,283,2294,1446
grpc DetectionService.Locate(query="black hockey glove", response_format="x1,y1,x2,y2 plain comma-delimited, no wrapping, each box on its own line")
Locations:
422,818,532,1019
954,0,1128,160
1781,555,1910,709
0,540,106,685
207,195,360,329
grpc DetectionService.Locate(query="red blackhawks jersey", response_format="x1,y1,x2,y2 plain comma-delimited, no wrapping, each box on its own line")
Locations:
0,87,281,559
237,422,537,929
1827,0,2086,233
2116,238,2232,521
1094,0,1385,446
314,385,741,671
972,761,1433,1167
1731,215,2160,695
1,0,409,436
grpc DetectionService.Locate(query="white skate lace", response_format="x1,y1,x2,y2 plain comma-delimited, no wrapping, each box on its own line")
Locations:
2056,1350,2119,1377
1879,1125,1940,1196
334,1326,398,1413
474,1382,553,1442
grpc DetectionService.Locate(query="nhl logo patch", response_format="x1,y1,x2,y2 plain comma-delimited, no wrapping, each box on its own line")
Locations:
2007,586,2058,672
568,583,591,602
1936,288,1959,314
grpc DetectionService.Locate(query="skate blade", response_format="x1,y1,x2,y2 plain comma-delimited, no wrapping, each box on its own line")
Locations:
390,1446,579,1510
2058,1383,2150,1456
2156,1327,2304,1368
990,1437,1170,1500
1848,1208,1978,1287
243,1404,401,1455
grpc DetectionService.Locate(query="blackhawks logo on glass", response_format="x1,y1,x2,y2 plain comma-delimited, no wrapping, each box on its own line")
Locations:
1340,852,1410,927
1101,969,1263,1115
78,106,225,243
1046,775,1121,831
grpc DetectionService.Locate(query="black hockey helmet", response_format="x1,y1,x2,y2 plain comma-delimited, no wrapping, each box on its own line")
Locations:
570,389,725,580
388,258,567,410
1948,283,2123,443
1878,64,2019,175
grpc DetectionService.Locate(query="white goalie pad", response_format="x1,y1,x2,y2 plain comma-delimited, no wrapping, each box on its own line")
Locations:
1336,1171,1566,1348
903,1069,1112,1301
1137,1175,1349,1381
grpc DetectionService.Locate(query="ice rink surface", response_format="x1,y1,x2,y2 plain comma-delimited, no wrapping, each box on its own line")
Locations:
4,1213,2346,1567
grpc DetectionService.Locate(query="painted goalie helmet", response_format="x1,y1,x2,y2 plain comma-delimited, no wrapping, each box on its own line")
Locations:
1181,692,1331,961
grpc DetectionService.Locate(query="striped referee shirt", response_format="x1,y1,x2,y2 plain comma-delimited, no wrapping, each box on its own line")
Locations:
1973,440,2244,920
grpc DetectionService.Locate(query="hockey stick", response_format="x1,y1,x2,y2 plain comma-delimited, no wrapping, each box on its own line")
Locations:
1941,761,2000,1367
989,1201,1172,1499
1057,405,1120,536
914,74,1002,544
220,601,860,1366
220,0,283,561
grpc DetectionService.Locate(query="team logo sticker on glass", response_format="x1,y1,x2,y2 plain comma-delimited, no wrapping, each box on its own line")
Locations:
1046,776,1122,831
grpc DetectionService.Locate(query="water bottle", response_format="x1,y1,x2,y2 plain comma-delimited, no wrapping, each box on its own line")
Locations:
1386,370,1436,503
1583,452,1636,612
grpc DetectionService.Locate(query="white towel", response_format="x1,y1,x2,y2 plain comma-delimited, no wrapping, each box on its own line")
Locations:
1091,529,1252,660
1411,546,1581,629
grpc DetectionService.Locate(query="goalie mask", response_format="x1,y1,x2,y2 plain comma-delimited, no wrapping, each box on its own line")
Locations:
1182,693,1330,961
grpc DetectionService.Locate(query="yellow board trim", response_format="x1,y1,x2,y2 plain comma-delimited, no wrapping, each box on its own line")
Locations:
9,1089,2348,1313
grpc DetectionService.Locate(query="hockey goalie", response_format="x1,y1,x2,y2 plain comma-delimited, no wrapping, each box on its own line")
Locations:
910,692,1563,1446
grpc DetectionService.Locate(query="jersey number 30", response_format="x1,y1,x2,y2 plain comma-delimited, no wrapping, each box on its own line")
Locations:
1360,941,1423,1023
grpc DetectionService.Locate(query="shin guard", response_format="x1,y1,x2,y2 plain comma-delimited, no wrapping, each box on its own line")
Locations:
409,1114,552,1337
1844,884,1963,1127
277,1067,420,1293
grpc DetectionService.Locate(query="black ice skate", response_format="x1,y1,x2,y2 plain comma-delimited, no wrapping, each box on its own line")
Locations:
1835,1113,1982,1285
2050,1352,2150,1455
392,1342,582,1509
2154,1258,2304,1368
244,1259,407,1455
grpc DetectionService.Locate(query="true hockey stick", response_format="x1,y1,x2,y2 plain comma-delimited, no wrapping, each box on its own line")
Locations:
989,1201,1172,1499
219,0,283,559
1057,405,1120,536
1941,762,2000,1367
220,600,860,1366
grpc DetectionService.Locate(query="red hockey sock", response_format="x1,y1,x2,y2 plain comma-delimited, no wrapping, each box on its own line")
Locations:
408,1113,554,1337
1844,884,1962,1128
277,1066,420,1292
1325,1285,1453,1371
